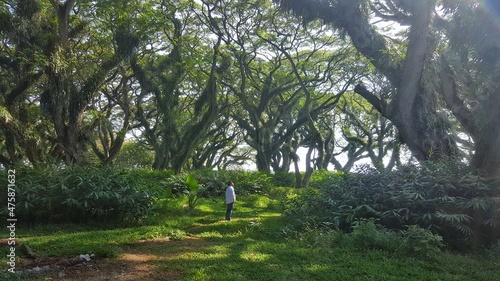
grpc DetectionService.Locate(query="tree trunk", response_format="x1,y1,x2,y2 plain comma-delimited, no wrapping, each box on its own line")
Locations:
256,149,272,174
352,0,454,162
293,158,303,188
301,145,315,188
390,0,440,161
471,92,500,178
439,50,500,178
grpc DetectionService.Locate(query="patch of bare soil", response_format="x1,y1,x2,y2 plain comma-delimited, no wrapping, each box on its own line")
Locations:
15,255,167,281
13,238,194,281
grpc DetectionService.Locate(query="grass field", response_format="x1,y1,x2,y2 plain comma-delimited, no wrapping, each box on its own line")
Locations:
2,194,500,280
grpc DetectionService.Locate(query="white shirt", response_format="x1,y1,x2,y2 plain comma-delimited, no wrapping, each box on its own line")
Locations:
225,186,235,204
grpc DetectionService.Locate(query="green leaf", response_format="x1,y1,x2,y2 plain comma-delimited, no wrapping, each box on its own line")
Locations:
186,176,198,192
188,194,196,202
163,187,172,198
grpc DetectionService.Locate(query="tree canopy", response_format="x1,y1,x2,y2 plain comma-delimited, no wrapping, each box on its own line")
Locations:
1,0,499,177
278,0,500,177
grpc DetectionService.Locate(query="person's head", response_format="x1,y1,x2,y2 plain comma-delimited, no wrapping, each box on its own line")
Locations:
227,181,234,186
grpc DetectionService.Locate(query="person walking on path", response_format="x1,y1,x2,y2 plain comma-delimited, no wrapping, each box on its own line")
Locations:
225,181,236,221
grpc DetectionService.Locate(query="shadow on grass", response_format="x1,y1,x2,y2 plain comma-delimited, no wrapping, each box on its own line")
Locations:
7,197,500,281
124,212,500,281
123,214,306,281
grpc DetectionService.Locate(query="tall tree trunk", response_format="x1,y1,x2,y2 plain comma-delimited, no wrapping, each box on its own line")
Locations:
301,145,315,188
351,0,454,162
390,0,444,161
471,93,500,178
171,36,222,175
293,161,303,188
439,47,500,178
256,148,272,174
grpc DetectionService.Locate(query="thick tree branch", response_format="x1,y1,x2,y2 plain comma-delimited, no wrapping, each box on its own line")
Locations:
49,0,76,44
278,0,402,86
353,83,389,117
5,72,43,105
438,61,476,137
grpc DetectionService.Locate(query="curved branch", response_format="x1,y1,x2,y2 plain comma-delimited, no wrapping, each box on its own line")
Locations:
438,59,476,137
354,83,389,117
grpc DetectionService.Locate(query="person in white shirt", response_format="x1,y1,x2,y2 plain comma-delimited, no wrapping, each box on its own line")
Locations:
225,181,236,221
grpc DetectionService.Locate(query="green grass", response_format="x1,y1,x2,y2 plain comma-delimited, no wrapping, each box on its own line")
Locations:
2,194,500,280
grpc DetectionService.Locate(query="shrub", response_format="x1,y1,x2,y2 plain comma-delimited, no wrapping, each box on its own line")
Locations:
485,240,500,259
349,220,443,259
400,225,444,258
121,169,174,192
283,161,500,250
281,219,443,259
308,170,344,189
271,172,296,187
186,169,272,197
183,175,206,211
268,186,296,201
350,219,400,253
1,165,154,224
281,188,337,232
183,169,226,198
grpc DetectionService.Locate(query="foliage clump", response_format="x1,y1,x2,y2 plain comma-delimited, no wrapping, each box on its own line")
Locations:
179,169,272,197
0,167,277,223
285,220,444,259
284,161,500,251
350,220,444,259
270,171,296,187
1,165,155,224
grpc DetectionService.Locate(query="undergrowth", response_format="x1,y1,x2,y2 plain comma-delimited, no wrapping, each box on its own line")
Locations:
283,162,500,251
2,195,500,281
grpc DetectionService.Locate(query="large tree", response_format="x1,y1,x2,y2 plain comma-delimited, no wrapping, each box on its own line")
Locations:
208,0,361,173
278,0,500,177
0,0,146,165
130,0,229,174
0,0,49,166
41,0,143,164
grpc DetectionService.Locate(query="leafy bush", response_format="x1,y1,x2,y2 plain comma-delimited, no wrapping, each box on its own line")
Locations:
282,188,324,228
185,169,272,197
350,219,400,253
400,225,444,258
350,220,443,259
182,169,226,198
268,186,297,201
183,175,206,211
307,170,344,189
121,169,174,191
281,219,443,259
1,165,154,224
271,172,296,187
485,240,500,259
284,161,500,250
242,194,273,208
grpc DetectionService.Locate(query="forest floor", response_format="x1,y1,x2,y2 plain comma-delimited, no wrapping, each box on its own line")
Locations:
4,195,500,281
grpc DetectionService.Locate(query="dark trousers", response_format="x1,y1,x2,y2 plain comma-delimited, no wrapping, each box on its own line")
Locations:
226,202,234,221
